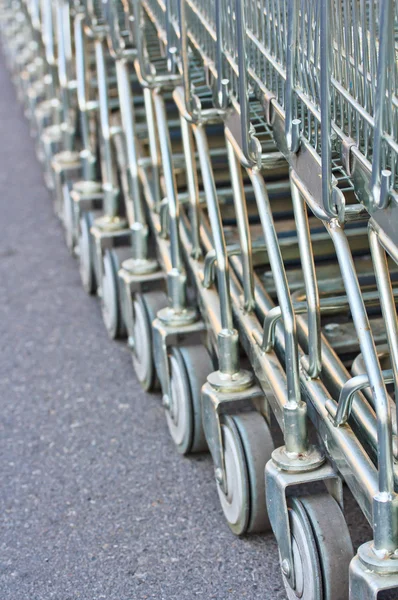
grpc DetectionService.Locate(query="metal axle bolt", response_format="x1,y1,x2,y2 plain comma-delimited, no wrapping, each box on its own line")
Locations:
281,559,291,578
215,468,224,486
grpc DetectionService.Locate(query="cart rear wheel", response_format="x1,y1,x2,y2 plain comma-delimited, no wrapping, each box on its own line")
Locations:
166,345,213,454
216,412,274,535
78,211,96,295
281,493,353,600
132,291,167,391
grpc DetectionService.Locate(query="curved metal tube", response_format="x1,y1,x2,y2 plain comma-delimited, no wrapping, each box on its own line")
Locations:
248,166,301,406
56,0,73,150
74,11,96,179
369,224,398,443
152,89,182,271
335,370,394,427
226,137,255,312
193,123,233,331
290,175,321,377
180,116,201,259
328,221,395,515
115,57,145,225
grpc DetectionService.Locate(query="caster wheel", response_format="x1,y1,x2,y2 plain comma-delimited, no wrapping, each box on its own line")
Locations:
131,291,168,392
281,493,353,600
62,184,76,254
216,412,274,535
166,345,213,454
78,211,97,295
101,248,127,340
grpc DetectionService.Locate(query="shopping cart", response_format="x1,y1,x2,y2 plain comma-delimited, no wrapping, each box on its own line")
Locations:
3,0,398,597
213,0,398,596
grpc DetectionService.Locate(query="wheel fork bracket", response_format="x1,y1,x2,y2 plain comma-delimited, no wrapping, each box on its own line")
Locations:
266,458,343,591
152,317,206,414
201,380,269,495
51,151,81,214
350,546,398,599
118,267,164,342
91,223,131,295
71,183,104,221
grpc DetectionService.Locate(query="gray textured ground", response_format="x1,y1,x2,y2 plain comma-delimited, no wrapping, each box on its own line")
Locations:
0,52,372,600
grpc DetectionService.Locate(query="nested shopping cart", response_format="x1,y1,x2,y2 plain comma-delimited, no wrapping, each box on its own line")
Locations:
2,0,398,597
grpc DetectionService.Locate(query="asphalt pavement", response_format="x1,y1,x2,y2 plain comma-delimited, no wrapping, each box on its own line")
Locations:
0,52,372,600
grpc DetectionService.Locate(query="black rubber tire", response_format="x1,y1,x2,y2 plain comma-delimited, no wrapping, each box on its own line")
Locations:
166,345,213,454
101,247,131,340
131,290,168,392
78,211,97,295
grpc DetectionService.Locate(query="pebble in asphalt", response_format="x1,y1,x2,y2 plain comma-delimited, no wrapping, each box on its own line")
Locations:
0,52,372,600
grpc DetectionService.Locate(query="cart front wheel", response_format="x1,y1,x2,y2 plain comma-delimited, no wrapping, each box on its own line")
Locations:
78,211,96,295
101,249,125,339
63,185,76,254
131,291,168,392
281,493,353,600
166,345,213,454
216,412,274,535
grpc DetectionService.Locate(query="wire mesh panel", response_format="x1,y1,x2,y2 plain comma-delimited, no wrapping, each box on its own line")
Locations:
184,0,217,78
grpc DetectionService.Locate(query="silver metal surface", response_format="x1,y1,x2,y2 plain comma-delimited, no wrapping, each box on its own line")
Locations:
4,0,398,595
